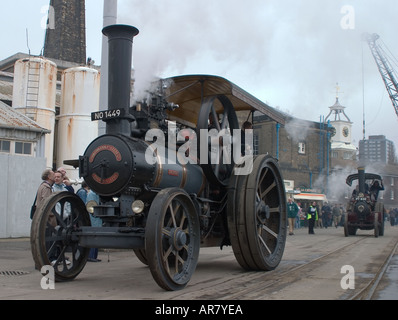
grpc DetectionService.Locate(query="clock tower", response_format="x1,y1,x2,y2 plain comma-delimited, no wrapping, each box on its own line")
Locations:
325,97,352,143
324,95,357,162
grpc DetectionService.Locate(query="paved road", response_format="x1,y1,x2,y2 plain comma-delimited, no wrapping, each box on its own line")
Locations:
1,225,397,301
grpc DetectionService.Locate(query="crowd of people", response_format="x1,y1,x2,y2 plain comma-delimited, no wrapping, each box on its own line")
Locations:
32,167,102,263
287,198,349,235
287,196,398,235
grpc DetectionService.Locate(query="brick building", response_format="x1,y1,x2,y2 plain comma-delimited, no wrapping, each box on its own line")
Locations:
44,0,86,65
254,112,332,203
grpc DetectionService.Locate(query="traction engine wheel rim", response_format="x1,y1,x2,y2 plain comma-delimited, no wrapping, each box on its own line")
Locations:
146,188,200,291
197,95,239,187
30,192,90,281
227,169,251,269
228,155,287,270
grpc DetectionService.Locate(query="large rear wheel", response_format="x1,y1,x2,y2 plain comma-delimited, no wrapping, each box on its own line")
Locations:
228,155,287,270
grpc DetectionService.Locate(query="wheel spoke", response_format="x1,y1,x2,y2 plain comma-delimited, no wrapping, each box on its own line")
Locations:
269,206,280,213
51,245,67,268
52,208,66,229
162,227,171,237
220,111,229,130
257,233,272,255
163,244,173,262
46,239,59,260
210,106,221,131
261,224,278,238
260,181,276,200
258,168,269,188
168,203,178,228
177,252,185,265
178,213,186,229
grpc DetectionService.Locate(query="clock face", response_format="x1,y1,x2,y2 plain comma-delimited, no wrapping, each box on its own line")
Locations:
343,127,349,137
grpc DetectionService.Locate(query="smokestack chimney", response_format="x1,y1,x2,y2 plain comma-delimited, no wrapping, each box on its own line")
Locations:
358,167,365,194
99,0,118,136
102,25,139,136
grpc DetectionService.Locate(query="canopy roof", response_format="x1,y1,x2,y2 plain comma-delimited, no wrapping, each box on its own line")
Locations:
162,74,285,128
346,173,383,186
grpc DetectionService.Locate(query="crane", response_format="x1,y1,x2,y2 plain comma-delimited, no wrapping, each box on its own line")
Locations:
364,33,398,118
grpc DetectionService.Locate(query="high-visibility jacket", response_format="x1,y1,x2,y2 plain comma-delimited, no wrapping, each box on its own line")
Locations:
307,206,318,221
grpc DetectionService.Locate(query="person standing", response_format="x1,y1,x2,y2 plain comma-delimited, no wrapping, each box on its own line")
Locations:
31,169,55,269
32,169,55,218
296,202,303,229
332,203,341,228
57,167,75,193
390,209,395,227
76,181,90,204
52,171,69,192
307,201,318,234
287,198,299,235
321,202,331,229
86,190,102,262
369,180,384,202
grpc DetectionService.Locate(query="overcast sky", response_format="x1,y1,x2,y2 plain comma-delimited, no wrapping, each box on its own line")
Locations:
2,0,398,147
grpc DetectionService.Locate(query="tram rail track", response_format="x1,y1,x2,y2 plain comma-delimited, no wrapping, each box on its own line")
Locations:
170,236,369,300
170,230,398,300
217,237,368,300
349,240,398,300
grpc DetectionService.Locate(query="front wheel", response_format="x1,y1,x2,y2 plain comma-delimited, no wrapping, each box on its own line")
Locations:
146,188,200,291
30,192,91,282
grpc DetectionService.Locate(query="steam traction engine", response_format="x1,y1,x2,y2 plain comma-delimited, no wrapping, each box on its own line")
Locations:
30,25,287,291
345,167,385,238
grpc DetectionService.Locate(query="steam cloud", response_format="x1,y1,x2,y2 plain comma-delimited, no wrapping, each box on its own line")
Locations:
118,0,398,147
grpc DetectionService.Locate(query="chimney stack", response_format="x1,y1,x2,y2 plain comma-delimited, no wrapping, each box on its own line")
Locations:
43,0,86,64
102,24,139,136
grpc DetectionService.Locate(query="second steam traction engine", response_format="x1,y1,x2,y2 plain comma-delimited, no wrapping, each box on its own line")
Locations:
344,167,385,238
31,24,287,291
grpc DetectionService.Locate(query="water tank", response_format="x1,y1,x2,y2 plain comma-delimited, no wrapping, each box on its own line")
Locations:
12,57,57,168
57,67,100,180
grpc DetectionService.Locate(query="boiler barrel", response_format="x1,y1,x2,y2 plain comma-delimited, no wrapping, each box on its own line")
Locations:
81,135,205,196
152,153,206,196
